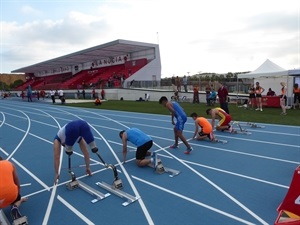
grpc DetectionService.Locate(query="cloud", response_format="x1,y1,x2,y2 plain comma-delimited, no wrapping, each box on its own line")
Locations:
21,5,41,15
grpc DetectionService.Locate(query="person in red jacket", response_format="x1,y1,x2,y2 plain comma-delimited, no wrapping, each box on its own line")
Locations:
217,82,229,114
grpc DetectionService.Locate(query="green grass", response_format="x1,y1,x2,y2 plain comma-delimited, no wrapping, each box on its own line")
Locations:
67,100,300,126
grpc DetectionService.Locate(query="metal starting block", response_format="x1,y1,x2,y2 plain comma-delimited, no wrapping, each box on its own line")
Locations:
212,139,228,144
149,159,181,178
12,216,28,225
247,122,265,128
112,179,123,190
66,180,79,190
96,182,138,207
66,180,110,203
155,160,165,174
232,121,252,135
0,209,11,225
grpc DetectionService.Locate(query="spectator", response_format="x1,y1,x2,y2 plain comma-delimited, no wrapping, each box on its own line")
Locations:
193,86,199,104
207,89,217,106
94,97,102,106
205,85,212,106
255,82,265,111
77,89,80,99
267,88,275,96
171,75,176,90
82,89,85,99
40,90,45,100
58,89,64,100
293,83,300,109
175,76,181,92
182,75,188,92
130,80,135,88
248,84,256,109
50,89,56,104
27,85,32,102
101,89,105,100
21,90,25,100
217,82,229,114
280,82,287,115
92,88,96,99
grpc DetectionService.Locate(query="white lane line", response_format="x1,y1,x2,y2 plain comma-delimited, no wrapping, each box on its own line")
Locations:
72,108,155,225
150,141,269,225
20,183,32,187
183,160,289,189
132,176,256,225
0,112,5,127
11,157,50,191
7,111,31,161
57,195,95,225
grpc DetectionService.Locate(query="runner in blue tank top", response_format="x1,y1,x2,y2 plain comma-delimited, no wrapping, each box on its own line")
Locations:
119,128,157,167
159,96,193,154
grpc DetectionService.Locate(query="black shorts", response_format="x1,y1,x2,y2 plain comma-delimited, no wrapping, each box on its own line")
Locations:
136,140,153,160
198,131,210,139
256,94,262,98
249,94,255,98
12,193,21,205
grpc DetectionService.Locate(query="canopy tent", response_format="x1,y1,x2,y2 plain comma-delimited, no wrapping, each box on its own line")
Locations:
238,59,288,79
236,59,298,106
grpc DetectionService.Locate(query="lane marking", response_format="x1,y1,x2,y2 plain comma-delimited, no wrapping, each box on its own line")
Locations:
57,195,95,225
132,176,256,225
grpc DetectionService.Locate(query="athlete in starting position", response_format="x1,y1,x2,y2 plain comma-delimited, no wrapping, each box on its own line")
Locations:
119,128,157,167
206,108,234,132
0,156,28,220
190,112,215,141
53,120,98,184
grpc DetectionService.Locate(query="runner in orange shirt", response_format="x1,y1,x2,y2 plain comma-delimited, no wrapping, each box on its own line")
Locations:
190,112,215,141
0,157,27,219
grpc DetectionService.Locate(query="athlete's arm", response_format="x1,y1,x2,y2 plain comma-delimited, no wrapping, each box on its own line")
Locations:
166,102,175,124
53,139,61,184
193,121,199,139
211,110,216,128
122,132,128,163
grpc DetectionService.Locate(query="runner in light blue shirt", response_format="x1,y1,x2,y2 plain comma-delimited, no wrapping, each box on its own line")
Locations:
119,128,157,167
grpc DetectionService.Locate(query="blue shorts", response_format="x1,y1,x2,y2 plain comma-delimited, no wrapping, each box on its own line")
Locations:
175,116,187,131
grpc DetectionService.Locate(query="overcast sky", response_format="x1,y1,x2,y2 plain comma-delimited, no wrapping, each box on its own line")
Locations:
0,0,299,77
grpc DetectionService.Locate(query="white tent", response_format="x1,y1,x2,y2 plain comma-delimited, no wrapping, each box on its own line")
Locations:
238,59,289,79
237,59,295,106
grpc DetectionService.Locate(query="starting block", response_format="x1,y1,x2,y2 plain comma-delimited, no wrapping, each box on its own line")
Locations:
211,139,228,144
247,122,265,128
232,121,252,135
12,216,28,225
96,182,138,207
112,179,123,190
66,179,110,203
0,209,29,225
0,209,11,225
149,159,181,178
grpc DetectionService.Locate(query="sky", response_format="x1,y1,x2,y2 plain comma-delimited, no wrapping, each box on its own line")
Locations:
0,0,299,77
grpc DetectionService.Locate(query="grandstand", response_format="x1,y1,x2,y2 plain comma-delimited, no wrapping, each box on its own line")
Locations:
12,39,161,91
